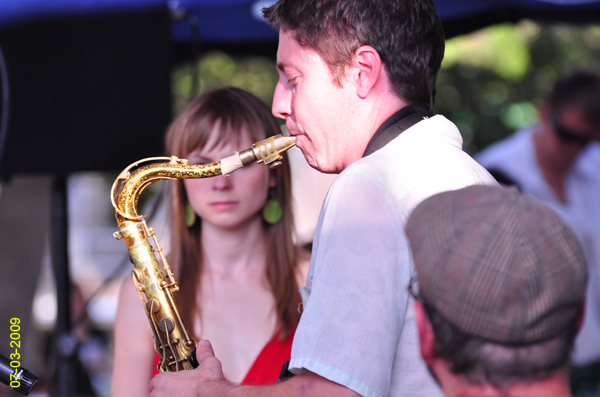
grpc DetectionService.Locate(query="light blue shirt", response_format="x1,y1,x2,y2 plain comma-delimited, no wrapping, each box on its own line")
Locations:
290,115,498,397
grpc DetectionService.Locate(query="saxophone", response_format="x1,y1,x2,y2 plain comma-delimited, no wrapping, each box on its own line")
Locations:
111,135,296,372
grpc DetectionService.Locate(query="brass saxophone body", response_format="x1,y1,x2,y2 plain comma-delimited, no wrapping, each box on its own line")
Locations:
111,135,296,372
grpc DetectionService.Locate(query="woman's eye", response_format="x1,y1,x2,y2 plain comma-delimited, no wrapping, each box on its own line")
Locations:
186,157,210,165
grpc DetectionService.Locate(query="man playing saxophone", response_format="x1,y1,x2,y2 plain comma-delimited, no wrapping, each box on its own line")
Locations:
149,0,497,396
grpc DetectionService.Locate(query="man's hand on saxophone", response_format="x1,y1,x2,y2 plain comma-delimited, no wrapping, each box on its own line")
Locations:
149,340,233,397
148,340,360,397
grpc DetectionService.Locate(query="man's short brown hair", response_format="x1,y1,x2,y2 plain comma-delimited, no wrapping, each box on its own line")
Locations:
264,0,445,111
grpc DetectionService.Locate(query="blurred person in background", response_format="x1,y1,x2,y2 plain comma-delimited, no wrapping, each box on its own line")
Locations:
407,185,588,397
111,86,309,397
476,70,600,395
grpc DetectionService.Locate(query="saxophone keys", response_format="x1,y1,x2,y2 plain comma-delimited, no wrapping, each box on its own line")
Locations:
159,318,175,333
146,299,161,313
132,268,144,283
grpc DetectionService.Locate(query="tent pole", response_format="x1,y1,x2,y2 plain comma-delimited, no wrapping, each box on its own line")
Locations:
51,176,75,397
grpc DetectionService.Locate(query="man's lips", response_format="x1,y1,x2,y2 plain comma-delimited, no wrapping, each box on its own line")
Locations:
292,134,307,150
285,122,300,137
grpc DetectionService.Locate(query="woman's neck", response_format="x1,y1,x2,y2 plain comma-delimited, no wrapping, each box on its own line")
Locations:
200,217,268,276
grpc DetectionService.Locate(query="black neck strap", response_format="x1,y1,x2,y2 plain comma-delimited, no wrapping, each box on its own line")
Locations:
362,104,432,158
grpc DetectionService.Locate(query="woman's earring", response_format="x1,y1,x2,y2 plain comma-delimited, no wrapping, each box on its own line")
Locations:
262,190,282,225
185,203,197,228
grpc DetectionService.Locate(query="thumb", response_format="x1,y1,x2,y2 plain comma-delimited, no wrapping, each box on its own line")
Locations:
196,339,216,360
194,339,225,381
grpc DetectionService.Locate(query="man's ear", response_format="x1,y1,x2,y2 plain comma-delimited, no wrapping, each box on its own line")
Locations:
352,45,382,99
415,301,437,365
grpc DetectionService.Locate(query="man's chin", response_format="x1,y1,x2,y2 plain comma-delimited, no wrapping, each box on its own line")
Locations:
295,145,339,173
295,145,319,170
305,156,324,172
305,157,331,173
310,162,340,174
306,156,341,174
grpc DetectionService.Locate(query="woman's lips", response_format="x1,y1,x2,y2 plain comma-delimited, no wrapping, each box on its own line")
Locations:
210,201,238,210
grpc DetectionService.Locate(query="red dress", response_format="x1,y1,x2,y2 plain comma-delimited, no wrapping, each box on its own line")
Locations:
152,326,295,385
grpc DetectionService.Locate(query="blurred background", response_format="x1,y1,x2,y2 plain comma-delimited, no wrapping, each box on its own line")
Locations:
1,1,600,396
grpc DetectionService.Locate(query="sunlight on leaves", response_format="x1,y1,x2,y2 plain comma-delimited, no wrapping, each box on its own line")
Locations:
443,21,540,81
171,51,278,116
500,102,539,129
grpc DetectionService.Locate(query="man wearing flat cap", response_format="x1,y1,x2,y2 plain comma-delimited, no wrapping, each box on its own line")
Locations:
406,185,587,397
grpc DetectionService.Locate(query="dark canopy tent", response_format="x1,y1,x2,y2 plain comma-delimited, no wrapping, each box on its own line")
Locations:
2,0,599,173
4,0,600,42
169,0,600,50
0,1,599,396
4,0,600,63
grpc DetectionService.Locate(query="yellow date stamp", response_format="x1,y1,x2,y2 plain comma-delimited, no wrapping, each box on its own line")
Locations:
9,318,22,389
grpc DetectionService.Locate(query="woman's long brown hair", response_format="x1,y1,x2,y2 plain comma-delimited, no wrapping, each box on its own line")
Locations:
165,86,300,339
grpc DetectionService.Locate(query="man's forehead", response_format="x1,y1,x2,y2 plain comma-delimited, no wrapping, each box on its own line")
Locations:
276,31,327,73
276,31,299,66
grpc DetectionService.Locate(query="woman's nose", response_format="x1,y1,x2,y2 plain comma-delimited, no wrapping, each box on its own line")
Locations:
212,174,233,191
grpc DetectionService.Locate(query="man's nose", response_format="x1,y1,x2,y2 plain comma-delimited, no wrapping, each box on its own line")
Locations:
272,82,292,120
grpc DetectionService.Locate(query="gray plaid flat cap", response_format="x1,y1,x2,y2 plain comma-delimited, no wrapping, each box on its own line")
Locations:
406,185,587,344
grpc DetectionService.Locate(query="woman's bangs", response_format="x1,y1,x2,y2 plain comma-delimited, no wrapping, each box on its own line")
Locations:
207,113,266,153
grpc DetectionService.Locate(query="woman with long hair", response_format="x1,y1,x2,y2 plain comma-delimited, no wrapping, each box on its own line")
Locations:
112,87,308,396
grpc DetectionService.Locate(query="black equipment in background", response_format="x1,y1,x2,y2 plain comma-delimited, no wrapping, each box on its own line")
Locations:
0,354,38,396
0,6,172,177
0,6,173,397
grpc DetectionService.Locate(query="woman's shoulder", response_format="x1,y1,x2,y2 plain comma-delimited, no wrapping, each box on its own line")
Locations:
117,276,137,308
115,277,152,334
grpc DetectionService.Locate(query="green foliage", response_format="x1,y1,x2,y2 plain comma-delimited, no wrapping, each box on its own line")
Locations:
443,22,537,81
171,51,278,116
435,21,600,154
171,22,600,156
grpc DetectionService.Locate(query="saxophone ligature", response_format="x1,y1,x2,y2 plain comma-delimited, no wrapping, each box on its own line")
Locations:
111,135,296,372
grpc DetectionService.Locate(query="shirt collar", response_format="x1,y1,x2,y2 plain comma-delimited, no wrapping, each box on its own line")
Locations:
362,104,431,158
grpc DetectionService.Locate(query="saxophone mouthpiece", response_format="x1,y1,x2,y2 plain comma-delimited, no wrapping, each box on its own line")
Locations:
220,134,296,176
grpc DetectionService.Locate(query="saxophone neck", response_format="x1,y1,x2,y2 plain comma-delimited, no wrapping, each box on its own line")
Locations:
111,156,222,225
221,134,296,175
111,134,296,225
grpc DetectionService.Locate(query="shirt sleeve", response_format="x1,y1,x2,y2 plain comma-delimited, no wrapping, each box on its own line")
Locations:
289,171,413,397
